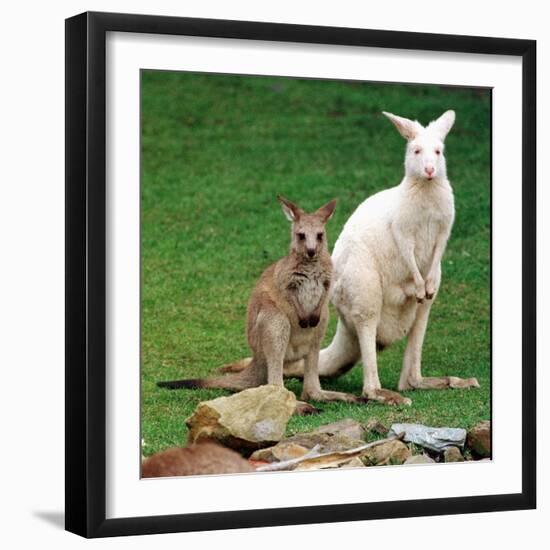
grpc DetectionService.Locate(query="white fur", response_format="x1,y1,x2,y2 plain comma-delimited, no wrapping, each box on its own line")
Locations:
316,110,478,402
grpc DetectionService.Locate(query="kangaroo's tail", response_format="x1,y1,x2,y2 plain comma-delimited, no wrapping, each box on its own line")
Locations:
157,378,208,389
157,359,263,391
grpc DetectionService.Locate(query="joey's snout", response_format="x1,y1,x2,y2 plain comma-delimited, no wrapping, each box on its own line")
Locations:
307,248,316,258
424,165,435,178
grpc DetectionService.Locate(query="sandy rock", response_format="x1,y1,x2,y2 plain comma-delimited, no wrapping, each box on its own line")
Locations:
362,439,411,466
467,421,491,458
314,418,366,441
142,442,254,477
285,432,365,453
444,446,465,463
294,455,367,471
338,457,367,469
404,454,435,465
250,432,365,462
250,442,310,462
186,385,296,451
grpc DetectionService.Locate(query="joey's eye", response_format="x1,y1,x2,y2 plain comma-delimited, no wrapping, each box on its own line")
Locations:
414,149,421,155
317,233,324,241
297,232,306,241
435,149,441,155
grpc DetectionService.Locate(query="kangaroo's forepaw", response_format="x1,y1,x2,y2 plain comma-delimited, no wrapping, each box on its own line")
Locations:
365,388,412,406
425,279,437,300
308,314,320,327
415,282,426,304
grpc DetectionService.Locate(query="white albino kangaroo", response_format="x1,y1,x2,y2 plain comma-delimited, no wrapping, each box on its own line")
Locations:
312,109,480,405
220,110,480,405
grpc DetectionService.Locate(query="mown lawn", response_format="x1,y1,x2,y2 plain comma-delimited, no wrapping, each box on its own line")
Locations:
140,71,491,457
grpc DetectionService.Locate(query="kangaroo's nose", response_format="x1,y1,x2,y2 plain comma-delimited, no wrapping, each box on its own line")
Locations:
425,166,435,177
307,248,316,258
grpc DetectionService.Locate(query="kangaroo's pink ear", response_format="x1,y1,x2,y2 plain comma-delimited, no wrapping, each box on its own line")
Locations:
382,111,423,141
427,110,456,141
316,199,337,223
278,195,302,222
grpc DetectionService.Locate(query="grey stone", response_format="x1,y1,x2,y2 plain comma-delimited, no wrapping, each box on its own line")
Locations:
388,423,467,452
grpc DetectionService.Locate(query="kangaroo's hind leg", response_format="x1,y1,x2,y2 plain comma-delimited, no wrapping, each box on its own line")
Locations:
254,309,291,387
275,318,360,380
301,344,366,404
355,316,412,406
398,298,480,391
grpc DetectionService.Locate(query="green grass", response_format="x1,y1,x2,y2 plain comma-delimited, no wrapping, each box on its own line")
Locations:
140,71,491,457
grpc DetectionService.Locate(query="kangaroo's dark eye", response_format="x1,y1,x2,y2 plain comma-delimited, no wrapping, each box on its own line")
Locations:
414,149,421,155
297,232,306,241
317,233,324,241
435,149,441,155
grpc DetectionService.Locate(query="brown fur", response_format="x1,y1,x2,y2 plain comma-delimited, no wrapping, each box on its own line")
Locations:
141,442,253,478
158,197,364,410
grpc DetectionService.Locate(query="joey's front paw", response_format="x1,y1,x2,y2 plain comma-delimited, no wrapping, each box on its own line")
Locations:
308,314,320,328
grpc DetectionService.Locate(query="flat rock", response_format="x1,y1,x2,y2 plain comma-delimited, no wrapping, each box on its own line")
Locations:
294,455,367,471
338,457,367,469
314,418,366,441
404,454,435,465
444,446,465,462
250,432,365,462
186,385,296,451
362,439,411,466
467,421,491,458
250,442,310,462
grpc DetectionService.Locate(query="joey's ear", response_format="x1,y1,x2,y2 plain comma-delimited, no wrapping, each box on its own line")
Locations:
382,111,422,141
277,195,302,222
427,110,456,140
315,199,337,223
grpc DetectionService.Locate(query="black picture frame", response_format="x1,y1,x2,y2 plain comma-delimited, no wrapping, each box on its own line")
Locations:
65,11,536,538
